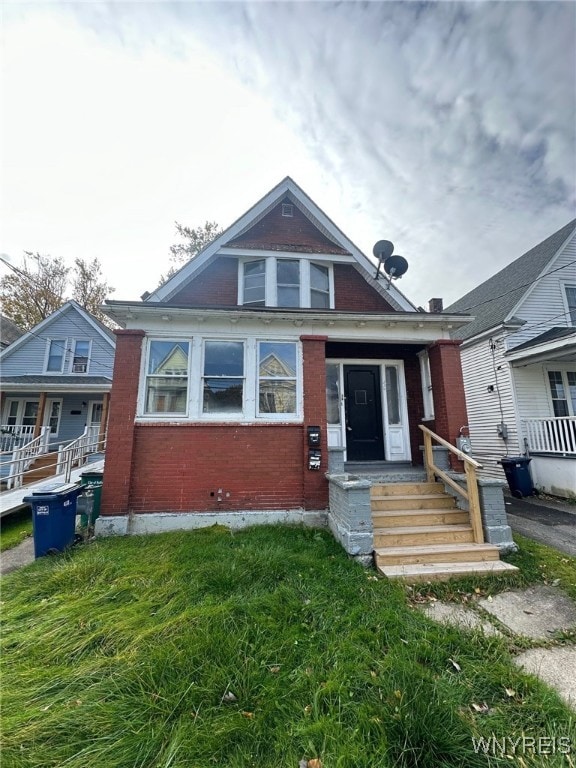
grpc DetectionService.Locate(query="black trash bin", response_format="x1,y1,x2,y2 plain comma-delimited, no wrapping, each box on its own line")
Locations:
500,456,535,498
23,483,83,558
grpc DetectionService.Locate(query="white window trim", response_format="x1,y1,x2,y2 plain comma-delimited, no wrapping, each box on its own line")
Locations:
69,339,92,374
44,338,68,374
45,398,63,435
238,257,334,309
137,335,303,423
201,339,246,418
546,366,576,417
141,338,191,418
561,282,576,326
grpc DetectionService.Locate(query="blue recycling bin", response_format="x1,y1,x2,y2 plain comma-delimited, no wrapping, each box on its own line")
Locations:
500,456,535,498
23,483,83,558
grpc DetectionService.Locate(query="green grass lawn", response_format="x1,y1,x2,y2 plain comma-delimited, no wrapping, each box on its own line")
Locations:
1,526,575,768
0,506,32,552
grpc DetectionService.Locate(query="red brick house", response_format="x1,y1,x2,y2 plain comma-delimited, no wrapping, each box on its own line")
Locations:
97,177,513,579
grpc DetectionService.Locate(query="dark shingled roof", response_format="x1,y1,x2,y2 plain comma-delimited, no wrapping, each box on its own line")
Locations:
445,219,576,341
507,326,576,353
0,315,25,349
0,375,112,386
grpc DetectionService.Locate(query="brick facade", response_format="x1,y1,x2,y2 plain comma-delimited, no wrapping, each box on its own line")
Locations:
333,264,397,312
100,329,145,516
427,339,468,468
167,258,238,306
228,200,349,254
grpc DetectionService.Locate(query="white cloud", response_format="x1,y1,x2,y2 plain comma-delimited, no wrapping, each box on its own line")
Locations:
1,1,574,307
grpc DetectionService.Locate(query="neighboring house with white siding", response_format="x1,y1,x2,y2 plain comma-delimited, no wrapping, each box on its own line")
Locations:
0,301,115,463
445,219,576,499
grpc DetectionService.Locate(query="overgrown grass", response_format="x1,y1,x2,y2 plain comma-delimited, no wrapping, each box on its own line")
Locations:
1,526,575,767
0,506,32,552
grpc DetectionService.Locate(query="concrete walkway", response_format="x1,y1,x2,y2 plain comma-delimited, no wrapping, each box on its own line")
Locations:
1,536,35,575
423,584,576,710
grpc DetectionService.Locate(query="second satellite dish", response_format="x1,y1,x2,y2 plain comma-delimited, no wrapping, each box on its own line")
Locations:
373,239,409,286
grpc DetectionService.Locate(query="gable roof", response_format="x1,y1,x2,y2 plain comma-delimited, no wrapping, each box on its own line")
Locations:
0,315,25,349
0,300,116,361
446,218,576,341
147,177,417,312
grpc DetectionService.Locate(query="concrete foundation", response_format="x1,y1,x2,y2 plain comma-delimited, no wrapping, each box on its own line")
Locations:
95,508,328,536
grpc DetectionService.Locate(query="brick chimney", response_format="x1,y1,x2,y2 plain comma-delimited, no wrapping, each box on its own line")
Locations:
428,297,443,313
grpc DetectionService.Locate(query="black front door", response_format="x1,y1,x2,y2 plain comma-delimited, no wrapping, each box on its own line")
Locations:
344,365,385,461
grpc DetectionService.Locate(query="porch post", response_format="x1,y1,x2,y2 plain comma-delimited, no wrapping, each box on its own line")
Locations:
300,335,329,510
33,392,47,438
99,329,145,524
427,340,468,468
99,392,111,449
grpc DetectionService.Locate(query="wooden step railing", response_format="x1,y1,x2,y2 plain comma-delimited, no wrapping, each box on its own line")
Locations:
419,425,484,544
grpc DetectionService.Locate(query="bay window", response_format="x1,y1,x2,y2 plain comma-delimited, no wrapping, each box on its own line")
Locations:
240,258,333,308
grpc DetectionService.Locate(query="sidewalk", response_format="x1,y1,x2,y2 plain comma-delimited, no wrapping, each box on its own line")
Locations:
504,493,576,557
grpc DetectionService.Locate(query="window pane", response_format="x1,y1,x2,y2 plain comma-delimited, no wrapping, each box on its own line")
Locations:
311,290,330,309
385,366,400,425
277,260,300,284
548,371,569,417
568,372,576,414
204,341,244,376
258,342,297,415
277,287,300,307
259,342,296,376
310,264,329,291
259,381,296,413
326,364,340,424
148,341,189,375
146,378,188,414
48,401,61,433
277,260,300,307
203,379,243,412
47,340,65,371
244,260,265,305
22,401,39,426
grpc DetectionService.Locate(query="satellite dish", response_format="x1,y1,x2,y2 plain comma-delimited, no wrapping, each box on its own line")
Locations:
373,240,394,260
383,255,408,280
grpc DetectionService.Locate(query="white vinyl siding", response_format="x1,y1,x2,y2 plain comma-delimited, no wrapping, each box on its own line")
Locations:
460,335,521,479
506,231,576,351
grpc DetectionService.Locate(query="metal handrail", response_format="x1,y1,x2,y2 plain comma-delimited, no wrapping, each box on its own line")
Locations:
419,424,484,544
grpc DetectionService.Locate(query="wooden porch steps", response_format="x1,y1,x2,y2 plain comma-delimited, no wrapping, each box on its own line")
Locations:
372,481,518,582
25,453,58,483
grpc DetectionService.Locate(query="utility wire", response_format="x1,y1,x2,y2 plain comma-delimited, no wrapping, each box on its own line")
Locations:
457,259,576,313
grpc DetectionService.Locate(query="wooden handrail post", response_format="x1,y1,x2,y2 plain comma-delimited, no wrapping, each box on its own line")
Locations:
465,462,484,544
423,430,435,482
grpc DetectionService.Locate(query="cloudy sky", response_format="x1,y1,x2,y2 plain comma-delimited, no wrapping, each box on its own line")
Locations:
2,1,575,310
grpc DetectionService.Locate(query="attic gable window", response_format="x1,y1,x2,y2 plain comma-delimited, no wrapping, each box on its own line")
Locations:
71,339,91,373
281,203,294,217
46,339,66,373
239,258,333,309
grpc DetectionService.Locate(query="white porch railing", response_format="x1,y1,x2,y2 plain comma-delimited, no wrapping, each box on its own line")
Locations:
57,426,105,482
522,417,576,456
4,427,51,489
0,425,36,453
